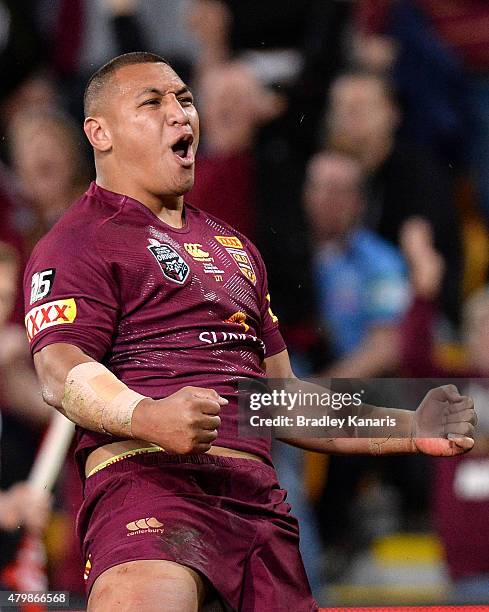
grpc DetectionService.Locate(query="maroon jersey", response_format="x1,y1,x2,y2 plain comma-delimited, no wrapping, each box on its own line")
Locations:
23,182,285,474
433,454,489,580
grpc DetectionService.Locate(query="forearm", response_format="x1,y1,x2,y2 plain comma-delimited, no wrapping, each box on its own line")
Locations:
34,343,148,436
280,408,416,455
266,352,476,459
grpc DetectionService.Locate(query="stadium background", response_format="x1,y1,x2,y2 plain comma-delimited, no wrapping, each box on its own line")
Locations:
0,0,488,609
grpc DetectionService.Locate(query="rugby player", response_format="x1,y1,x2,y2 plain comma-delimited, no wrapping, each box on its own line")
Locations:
23,53,476,612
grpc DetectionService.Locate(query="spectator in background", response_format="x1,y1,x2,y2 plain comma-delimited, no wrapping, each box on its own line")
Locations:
304,150,409,378
0,481,50,535
0,240,51,530
188,0,353,331
189,61,284,240
326,70,462,322
49,0,199,119
188,0,326,74
0,74,59,336
434,422,489,605
76,0,199,76
400,216,489,380
0,476,51,587
400,218,489,604
8,109,91,253
0,71,59,136
305,151,418,566
354,0,489,227
0,0,47,112
188,0,352,165
0,240,51,579
0,164,27,261
0,242,51,431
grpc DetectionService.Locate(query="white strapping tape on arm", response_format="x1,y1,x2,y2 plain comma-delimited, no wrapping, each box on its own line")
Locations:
62,362,148,437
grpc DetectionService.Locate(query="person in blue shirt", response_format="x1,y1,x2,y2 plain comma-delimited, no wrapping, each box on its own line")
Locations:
304,150,410,377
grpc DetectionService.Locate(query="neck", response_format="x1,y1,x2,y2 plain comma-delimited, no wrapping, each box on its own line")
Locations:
359,136,393,171
96,175,185,229
314,220,361,250
315,234,347,251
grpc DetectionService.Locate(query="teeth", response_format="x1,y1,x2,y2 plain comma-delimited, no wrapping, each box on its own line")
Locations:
172,137,192,157
170,135,193,163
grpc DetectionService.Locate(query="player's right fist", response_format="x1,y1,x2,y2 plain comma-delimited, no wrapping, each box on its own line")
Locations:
131,386,227,454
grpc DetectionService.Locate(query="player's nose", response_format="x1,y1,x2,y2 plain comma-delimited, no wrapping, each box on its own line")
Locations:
166,95,190,126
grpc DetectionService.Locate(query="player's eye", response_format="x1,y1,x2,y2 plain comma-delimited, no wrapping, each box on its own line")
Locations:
179,97,194,107
142,98,161,106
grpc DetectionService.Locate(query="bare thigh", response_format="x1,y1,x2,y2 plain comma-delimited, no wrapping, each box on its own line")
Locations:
87,559,206,612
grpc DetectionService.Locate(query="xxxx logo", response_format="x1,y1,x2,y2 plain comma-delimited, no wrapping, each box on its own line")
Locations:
214,236,243,249
25,298,77,342
126,517,164,536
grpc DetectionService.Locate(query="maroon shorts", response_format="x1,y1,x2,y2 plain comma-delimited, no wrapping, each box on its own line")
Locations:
77,452,318,611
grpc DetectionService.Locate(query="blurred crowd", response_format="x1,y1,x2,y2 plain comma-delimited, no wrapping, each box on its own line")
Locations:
1,0,489,608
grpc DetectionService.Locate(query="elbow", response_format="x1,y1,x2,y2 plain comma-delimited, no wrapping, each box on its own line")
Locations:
40,382,62,409
33,343,95,412
34,350,66,410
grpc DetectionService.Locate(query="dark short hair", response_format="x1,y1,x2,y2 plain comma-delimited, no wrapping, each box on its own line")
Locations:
84,51,170,117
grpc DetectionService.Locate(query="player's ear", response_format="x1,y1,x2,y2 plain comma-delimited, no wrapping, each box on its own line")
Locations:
83,116,112,152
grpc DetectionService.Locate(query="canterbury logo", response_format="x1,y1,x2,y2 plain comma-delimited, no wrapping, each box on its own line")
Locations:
126,517,164,533
224,311,249,332
184,243,210,259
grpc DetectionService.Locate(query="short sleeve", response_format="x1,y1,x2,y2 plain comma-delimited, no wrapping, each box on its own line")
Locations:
23,227,120,361
252,245,286,358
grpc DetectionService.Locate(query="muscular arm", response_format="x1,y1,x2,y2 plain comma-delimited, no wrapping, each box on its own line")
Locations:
264,350,475,457
34,343,96,411
33,342,225,454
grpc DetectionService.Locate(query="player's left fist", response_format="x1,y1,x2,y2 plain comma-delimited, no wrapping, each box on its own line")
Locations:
413,384,477,456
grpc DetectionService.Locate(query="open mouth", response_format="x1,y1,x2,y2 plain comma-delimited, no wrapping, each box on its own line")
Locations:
171,134,194,166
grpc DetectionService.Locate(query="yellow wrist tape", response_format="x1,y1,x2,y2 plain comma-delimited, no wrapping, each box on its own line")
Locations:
62,362,148,437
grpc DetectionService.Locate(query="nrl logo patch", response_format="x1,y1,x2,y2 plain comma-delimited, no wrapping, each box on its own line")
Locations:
147,238,189,284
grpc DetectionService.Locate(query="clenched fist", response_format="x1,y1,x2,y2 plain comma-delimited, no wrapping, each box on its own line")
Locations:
414,385,477,456
131,386,227,454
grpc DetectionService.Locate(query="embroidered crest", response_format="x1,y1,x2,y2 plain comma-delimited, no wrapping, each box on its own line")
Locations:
147,239,189,284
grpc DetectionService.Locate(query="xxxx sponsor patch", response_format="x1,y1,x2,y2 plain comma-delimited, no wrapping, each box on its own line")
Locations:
214,237,256,284
214,235,243,249
25,298,77,341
